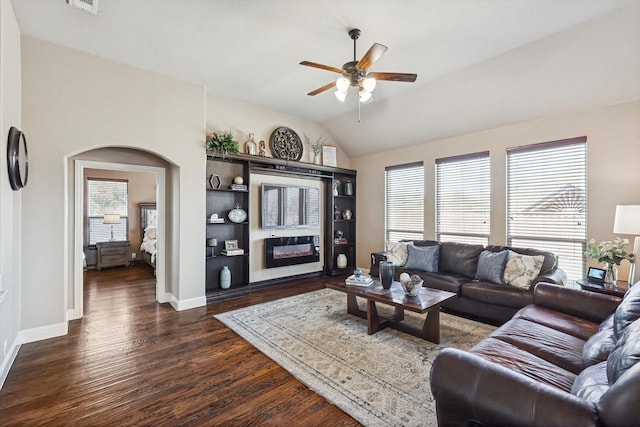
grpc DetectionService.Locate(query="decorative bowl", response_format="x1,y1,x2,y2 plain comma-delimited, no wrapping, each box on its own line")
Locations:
400,279,423,297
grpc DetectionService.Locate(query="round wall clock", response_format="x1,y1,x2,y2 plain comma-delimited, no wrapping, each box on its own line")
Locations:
228,205,247,223
7,126,28,191
269,127,303,161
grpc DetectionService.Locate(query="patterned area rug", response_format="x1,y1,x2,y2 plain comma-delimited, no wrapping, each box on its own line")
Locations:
215,288,495,427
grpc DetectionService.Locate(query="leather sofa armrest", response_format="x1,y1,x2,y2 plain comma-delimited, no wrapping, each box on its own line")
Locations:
369,252,386,278
534,268,567,286
533,283,621,323
430,348,599,427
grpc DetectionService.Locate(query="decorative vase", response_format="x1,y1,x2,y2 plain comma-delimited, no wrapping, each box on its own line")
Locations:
604,263,618,287
379,261,395,290
345,180,353,196
313,151,321,165
245,133,257,155
336,254,348,269
220,266,231,289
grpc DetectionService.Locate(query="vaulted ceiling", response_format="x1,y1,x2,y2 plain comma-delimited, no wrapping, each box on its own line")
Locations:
11,0,640,157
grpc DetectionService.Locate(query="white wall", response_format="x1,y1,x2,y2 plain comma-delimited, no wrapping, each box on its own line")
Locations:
353,100,640,279
0,0,22,385
249,172,324,282
20,36,207,336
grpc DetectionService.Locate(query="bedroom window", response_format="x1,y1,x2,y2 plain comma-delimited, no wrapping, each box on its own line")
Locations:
87,178,129,245
385,162,424,241
436,152,490,245
507,137,587,280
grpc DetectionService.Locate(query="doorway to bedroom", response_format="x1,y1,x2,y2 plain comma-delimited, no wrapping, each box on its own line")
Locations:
73,159,167,320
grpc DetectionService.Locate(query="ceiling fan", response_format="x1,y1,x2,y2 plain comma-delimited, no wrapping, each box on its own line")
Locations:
300,28,417,103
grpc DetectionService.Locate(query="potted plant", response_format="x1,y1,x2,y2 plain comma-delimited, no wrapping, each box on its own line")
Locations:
303,134,326,164
207,131,239,158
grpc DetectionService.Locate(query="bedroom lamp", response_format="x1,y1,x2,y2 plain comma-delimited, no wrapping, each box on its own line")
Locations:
103,214,121,241
613,205,640,286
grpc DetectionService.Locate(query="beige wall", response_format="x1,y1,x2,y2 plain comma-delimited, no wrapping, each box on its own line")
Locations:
353,100,640,280
21,36,206,332
0,0,22,377
206,94,350,169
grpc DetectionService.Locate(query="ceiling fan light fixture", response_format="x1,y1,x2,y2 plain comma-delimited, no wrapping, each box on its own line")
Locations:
359,88,372,103
362,76,376,92
336,77,350,92
335,89,348,102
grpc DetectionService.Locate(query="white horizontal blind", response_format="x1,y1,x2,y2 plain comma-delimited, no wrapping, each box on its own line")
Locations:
87,179,129,244
507,137,587,280
436,152,490,245
385,162,424,241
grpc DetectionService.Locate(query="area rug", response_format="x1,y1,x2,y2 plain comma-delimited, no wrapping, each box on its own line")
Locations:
215,288,495,427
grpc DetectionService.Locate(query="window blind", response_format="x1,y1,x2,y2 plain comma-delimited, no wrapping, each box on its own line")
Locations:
436,152,490,245
385,162,424,241
87,179,129,244
507,137,587,280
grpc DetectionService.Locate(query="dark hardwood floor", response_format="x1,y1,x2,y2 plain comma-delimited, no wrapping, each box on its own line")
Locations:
0,264,359,426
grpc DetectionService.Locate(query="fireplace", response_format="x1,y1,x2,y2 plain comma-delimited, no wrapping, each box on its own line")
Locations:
265,235,320,268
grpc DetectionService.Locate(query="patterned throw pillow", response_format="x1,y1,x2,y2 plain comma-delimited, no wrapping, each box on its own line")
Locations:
385,241,408,266
475,250,509,285
503,251,544,290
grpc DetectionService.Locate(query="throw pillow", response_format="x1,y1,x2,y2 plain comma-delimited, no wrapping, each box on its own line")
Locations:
384,241,408,266
503,251,544,290
475,250,509,285
404,243,439,272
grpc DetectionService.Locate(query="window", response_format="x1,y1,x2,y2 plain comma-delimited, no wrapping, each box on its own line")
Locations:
436,152,490,245
507,137,587,280
385,162,424,241
87,179,129,244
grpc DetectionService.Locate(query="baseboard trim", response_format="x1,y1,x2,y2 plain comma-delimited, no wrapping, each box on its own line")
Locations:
0,338,21,390
19,322,68,344
169,294,206,311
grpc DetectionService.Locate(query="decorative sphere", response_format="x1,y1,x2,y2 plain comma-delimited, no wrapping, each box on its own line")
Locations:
233,176,244,185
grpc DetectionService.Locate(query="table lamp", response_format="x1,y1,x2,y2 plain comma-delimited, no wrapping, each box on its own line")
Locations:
103,214,121,241
613,205,640,285
207,237,218,257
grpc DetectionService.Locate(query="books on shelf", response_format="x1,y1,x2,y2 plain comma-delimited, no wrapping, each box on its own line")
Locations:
345,274,373,286
334,238,348,245
230,184,248,191
221,248,244,256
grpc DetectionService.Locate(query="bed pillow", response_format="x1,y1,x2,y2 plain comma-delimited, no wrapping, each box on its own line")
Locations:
503,251,544,290
385,241,408,266
144,226,157,240
475,250,509,285
404,243,439,272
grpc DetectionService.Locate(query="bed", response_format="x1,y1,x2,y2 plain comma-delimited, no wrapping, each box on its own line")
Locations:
139,203,157,271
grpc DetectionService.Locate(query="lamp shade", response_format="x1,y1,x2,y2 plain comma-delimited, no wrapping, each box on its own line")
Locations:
207,238,218,247
613,205,640,234
103,214,121,225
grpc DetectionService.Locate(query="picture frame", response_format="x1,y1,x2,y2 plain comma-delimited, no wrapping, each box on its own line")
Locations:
225,240,238,250
322,145,337,167
587,267,606,283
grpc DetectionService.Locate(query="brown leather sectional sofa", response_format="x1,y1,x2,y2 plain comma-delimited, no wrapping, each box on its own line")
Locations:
430,282,640,427
370,240,567,325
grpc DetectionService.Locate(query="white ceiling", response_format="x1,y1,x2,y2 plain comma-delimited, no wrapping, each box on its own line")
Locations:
11,0,640,157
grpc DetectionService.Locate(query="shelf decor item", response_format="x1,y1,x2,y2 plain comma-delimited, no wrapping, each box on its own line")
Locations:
345,180,353,196
207,237,217,257
342,209,352,220
337,253,348,269
207,131,239,158
269,127,303,161
245,133,257,155
220,266,231,289
303,134,325,165
228,204,248,223
208,174,221,189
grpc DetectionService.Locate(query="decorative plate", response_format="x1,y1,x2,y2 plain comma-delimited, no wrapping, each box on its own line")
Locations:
269,127,303,161
228,205,247,223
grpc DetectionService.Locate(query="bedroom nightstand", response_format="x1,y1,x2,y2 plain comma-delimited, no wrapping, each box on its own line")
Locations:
96,240,130,270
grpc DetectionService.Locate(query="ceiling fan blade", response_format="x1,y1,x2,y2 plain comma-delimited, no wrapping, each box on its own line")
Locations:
369,72,418,82
300,61,343,74
307,82,336,96
357,43,388,70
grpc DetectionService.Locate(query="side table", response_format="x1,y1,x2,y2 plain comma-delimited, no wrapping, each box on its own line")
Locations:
96,240,130,270
576,278,628,298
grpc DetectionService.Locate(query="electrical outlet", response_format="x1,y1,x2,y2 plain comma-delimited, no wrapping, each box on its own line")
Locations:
131,252,137,259
3,339,7,356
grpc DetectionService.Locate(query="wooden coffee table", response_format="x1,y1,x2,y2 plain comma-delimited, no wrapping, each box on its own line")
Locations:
326,280,456,344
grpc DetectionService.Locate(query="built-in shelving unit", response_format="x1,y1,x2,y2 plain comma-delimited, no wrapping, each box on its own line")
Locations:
205,152,356,301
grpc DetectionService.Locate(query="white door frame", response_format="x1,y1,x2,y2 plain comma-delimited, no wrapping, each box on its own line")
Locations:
71,160,167,320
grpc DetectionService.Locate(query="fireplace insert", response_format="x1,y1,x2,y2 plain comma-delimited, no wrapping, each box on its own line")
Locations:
265,235,320,268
